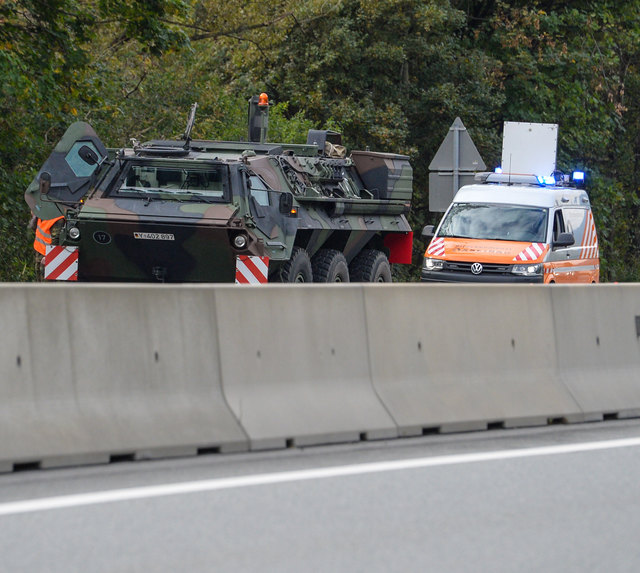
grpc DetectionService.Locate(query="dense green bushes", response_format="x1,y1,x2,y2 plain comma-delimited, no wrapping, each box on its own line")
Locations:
2,0,639,281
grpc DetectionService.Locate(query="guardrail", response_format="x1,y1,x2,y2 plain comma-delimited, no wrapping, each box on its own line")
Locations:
1,283,639,472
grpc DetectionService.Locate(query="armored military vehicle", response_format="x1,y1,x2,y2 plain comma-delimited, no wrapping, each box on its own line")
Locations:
25,96,414,283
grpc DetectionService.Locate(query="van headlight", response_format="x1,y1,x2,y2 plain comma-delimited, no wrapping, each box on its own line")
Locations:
424,258,444,271
511,263,542,276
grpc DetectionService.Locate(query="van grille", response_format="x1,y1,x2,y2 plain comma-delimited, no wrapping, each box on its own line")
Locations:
444,261,511,275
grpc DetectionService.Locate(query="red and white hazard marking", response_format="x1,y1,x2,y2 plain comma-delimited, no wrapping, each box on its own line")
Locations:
44,246,78,281
235,255,269,284
581,211,599,259
427,237,445,257
513,243,545,262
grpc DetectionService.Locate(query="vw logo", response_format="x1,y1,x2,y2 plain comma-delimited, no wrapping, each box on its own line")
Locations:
471,262,483,275
93,231,111,245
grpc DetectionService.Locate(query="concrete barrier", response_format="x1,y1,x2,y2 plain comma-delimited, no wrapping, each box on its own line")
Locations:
2,282,640,472
364,284,585,435
215,284,397,449
0,284,248,471
551,284,640,419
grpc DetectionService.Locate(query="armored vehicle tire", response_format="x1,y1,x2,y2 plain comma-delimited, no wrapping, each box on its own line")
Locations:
273,246,313,283
311,249,350,282
349,249,392,282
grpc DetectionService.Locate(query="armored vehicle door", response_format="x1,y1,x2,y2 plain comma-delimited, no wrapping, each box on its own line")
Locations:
246,172,297,261
25,122,108,220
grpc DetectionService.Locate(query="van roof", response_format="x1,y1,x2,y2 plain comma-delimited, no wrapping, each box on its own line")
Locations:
453,183,590,208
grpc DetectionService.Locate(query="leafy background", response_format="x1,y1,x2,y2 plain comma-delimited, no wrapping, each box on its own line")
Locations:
2,0,639,281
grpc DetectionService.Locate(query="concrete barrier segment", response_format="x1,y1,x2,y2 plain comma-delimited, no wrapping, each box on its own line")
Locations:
0,284,248,471
364,284,585,436
215,284,398,450
551,284,640,420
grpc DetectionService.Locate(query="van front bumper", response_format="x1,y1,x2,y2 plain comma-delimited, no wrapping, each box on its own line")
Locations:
421,270,544,284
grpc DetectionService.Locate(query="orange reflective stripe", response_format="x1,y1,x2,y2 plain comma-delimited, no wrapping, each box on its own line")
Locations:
36,227,52,240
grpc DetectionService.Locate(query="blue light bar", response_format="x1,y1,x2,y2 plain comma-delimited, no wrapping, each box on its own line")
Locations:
572,171,585,181
536,175,556,185
494,167,503,173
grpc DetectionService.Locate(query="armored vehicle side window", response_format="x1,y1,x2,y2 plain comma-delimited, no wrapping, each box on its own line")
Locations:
114,162,228,201
66,141,101,177
249,175,270,206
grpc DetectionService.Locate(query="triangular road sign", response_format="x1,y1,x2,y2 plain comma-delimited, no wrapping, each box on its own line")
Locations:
429,117,486,172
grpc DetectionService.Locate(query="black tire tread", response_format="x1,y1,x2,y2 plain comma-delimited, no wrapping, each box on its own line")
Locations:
349,249,392,282
275,247,313,282
311,249,349,282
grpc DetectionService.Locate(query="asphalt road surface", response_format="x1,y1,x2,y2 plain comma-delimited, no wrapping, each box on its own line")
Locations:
1,420,640,572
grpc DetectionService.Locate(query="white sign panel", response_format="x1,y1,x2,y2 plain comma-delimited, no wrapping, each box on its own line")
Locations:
501,121,558,177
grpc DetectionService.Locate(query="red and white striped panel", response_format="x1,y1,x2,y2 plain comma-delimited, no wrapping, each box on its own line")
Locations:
513,243,546,262
44,246,78,281
235,255,269,284
427,237,445,257
581,210,599,259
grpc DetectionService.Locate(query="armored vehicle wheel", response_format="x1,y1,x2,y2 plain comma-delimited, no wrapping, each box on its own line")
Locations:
274,247,313,283
349,249,392,282
311,249,350,282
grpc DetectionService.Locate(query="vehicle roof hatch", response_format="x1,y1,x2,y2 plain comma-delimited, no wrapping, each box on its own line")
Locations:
25,122,108,218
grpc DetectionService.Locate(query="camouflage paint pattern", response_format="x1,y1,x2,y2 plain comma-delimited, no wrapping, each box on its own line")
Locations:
26,119,414,283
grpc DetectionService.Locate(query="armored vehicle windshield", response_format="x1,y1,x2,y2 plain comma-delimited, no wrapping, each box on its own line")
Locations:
110,160,230,202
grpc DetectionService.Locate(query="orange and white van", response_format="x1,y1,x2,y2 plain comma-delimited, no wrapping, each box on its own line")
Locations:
421,172,599,283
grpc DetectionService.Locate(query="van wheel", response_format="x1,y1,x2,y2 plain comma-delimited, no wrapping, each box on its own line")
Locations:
349,249,392,282
273,247,313,283
312,249,350,282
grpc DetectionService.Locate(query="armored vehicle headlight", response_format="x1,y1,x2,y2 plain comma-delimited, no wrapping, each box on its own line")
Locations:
68,226,81,240
511,263,542,276
424,258,444,271
233,234,248,249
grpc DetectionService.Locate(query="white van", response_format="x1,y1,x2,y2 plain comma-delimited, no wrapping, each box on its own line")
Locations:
421,172,599,283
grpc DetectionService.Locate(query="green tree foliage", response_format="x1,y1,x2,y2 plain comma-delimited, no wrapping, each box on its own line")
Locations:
0,0,191,280
2,0,640,281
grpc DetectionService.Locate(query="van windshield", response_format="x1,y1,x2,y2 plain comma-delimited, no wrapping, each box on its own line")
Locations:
438,203,548,242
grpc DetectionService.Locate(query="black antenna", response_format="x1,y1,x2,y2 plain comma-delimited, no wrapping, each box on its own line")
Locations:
182,102,198,149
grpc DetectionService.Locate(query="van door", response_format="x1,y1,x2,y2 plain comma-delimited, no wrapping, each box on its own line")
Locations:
546,209,574,283
546,207,595,283
562,207,598,282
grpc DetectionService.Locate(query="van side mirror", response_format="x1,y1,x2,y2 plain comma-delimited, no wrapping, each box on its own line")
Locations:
421,225,435,239
279,192,294,214
553,232,575,248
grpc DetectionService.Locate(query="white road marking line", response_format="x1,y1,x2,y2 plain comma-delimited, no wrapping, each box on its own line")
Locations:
2,436,640,516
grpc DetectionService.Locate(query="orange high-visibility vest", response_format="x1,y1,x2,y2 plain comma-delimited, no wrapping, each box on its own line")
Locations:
34,216,64,255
